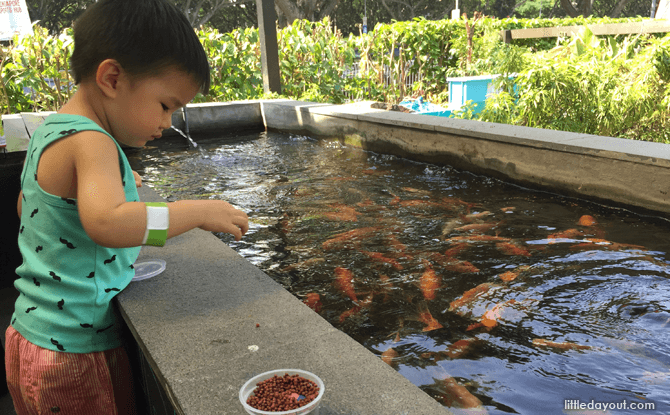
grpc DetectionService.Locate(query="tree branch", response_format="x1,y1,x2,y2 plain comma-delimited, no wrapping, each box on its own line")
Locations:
560,0,579,17
316,0,339,21
379,0,399,20
609,0,632,17
274,0,301,25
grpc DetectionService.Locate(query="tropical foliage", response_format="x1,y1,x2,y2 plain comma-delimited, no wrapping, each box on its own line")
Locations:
2,15,669,142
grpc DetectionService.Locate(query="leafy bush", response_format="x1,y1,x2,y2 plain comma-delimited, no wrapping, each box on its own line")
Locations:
1,16,667,142
480,28,670,143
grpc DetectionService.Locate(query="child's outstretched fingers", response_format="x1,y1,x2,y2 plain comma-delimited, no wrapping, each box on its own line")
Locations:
200,202,249,240
132,170,142,188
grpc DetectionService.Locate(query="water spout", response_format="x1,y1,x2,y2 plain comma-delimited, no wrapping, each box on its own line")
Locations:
170,106,197,147
182,106,191,140
170,125,198,148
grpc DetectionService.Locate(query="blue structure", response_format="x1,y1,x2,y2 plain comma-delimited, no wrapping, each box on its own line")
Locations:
447,74,503,114
399,74,516,118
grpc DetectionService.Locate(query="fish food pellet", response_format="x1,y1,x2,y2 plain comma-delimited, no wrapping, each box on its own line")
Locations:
246,373,320,412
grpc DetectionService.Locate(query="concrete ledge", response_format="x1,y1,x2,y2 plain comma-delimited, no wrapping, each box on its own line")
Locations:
119,186,450,415
3,114,30,153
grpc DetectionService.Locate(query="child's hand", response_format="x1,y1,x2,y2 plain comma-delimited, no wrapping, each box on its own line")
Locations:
200,201,249,241
132,171,142,188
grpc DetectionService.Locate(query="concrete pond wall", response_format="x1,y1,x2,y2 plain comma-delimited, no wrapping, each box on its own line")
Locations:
2,99,670,414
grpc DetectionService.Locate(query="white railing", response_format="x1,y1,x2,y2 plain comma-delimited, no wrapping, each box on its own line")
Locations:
342,60,424,101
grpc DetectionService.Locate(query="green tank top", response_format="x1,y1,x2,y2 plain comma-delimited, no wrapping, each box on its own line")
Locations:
12,113,142,353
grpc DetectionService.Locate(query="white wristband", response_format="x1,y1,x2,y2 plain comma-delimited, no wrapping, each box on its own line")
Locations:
142,202,169,247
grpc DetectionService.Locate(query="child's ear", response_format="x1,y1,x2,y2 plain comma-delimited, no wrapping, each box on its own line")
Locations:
96,59,123,98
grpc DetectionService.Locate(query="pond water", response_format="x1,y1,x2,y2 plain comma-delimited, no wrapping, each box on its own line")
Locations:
127,130,670,414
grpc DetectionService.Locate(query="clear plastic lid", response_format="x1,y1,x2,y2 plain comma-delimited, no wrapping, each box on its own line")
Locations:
132,259,166,282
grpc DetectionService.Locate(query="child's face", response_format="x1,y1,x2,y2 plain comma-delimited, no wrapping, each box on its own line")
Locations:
110,67,200,148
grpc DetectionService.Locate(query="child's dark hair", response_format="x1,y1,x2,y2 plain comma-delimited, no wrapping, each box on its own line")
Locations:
70,0,210,95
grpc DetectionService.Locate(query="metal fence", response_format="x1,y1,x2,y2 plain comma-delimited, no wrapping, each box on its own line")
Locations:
342,60,424,101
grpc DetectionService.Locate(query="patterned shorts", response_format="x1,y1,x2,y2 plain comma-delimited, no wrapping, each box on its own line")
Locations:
4,326,136,415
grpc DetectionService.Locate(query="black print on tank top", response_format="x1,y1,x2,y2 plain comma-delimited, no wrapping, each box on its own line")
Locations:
25,307,36,313
35,246,43,253
129,264,134,270
11,317,16,325
86,271,95,278
80,323,93,328
59,129,77,136
59,237,76,249
34,173,37,181
20,225,24,234
50,338,65,351
57,299,64,310
32,277,40,286
122,180,126,187
104,288,121,293
60,197,76,206
104,255,116,265
22,193,26,201
30,208,38,218
96,324,113,334
49,271,62,282
30,148,37,160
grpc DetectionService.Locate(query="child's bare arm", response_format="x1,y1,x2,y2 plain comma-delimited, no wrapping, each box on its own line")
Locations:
73,131,248,248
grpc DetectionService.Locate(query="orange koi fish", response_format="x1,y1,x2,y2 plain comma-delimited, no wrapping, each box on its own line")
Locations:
444,242,469,257
338,305,361,322
455,221,501,233
356,198,375,207
381,347,399,368
422,338,481,361
362,168,385,175
449,234,511,243
386,234,408,253
428,252,477,272
334,267,358,302
278,213,293,234
496,241,532,257
322,226,381,250
444,259,480,273
338,293,374,322
302,293,322,313
532,338,592,351
389,194,401,206
498,265,531,283
439,197,480,212
548,228,585,240
417,301,443,331
436,377,484,409
463,211,493,221
322,203,360,222
578,215,597,226
359,250,404,270
399,199,440,209
480,299,518,329
420,263,441,301
419,311,444,331
500,206,515,212
449,282,495,312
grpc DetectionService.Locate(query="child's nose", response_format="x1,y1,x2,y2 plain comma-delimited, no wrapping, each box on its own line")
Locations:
160,111,173,130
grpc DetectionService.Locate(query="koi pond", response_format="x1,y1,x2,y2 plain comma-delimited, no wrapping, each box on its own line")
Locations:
127,130,670,414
